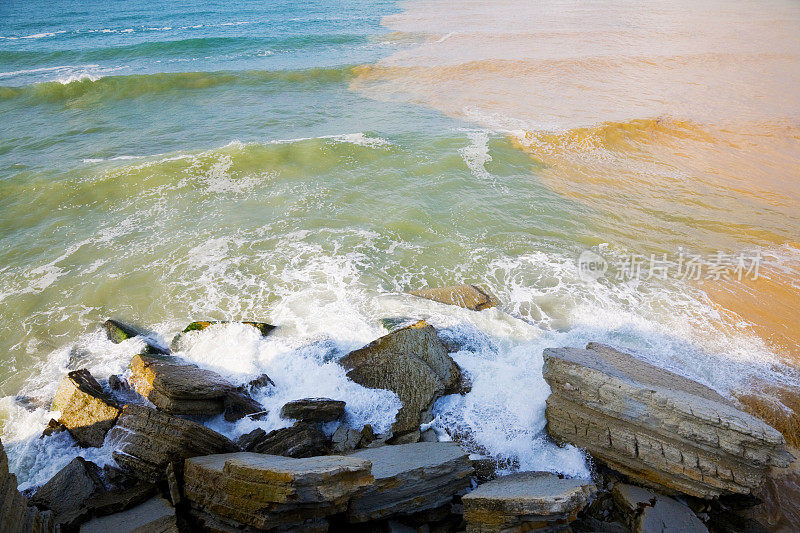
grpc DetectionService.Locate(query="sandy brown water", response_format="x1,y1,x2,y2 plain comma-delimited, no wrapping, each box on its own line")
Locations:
353,0,800,363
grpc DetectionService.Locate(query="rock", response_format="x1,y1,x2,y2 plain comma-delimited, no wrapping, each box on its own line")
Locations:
380,317,417,332
420,428,439,442
107,404,238,482
40,418,67,439
409,284,500,311
183,452,373,530
359,424,376,447
390,430,421,445
107,374,129,391
542,343,792,498
471,457,498,483
280,398,346,423
103,319,168,355
30,457,104,528
339,320,464,436
247,373,276,390
223,389,265,422
461,471,596,533
171,320,276,351
1,437,54,533
51,369,121,448
238,423,327,458
128,353,234,416
79,496,178,533
612,483,707,533
88,482,158,517
331,425,362,454
347,442,473,522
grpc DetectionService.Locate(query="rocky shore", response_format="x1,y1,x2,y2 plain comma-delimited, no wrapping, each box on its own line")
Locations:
2,284,798,532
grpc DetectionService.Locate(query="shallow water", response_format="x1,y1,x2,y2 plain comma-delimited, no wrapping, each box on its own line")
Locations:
1,0,799,489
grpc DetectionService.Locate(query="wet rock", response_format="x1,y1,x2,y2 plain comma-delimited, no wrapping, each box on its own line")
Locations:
389,430,421,445
247,373,275,390
223,389,265,422
238,423,327,458
170,320,276,351
470,457,498,483
128,353,234,416
331,425,362,454
462,471,596,533
183,452,373,531
339,320,465,436
52,369,121,447
107,404,238,482
409,284,500,311
103,319,168,355
612,483,707,533
542,343,792,498
280,398,346,423
347,442,473,522
420,428,439,442
30,457,104,528
380,317,417,332
79,496,178,533
40,418,67,439
107,374,129,392
1,437,54,533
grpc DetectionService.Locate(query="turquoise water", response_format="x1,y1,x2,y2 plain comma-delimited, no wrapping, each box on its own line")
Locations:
1,0,798,489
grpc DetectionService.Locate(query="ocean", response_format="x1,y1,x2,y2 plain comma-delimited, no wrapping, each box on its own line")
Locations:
1,0,799,489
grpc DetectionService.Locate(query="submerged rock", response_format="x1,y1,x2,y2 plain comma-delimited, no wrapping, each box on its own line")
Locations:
52,369,121,448
184,452,373,531
542,343,792,498
30,457,104,529
409,284,500,311
280,398,346,423
1,437,54,533
128,353,234,416
347,442,473,523
170,320,276,351
103,319,168,355
339,320,465,436
79,496,178,533
461,471,596,533
107,404,238,482
238,423,327,458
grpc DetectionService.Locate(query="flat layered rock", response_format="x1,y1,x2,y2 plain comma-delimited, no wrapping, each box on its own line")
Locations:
103,319,169,355
238,423,327,458
409,284,500,311
339,321,464,436
51,369,121,447
129,354,234,416
107,404,238,482
184,452,373,531
543,343,792,498
80,496,178,533
1,437,54,533
347,442,473,522
280,398,346,423
461,472,596,533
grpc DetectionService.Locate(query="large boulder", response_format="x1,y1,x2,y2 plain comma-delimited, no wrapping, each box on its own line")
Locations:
183,452,373,531
107,404,238,482
128,354,235,416
612,483,707,533
237,423,327,458
1,438,54,533
339,320,464,436
29,457,104,529
542,343,792,498
347,442,473,522
51,369,121,447
410,284,499,311
280,398,345,423
462,471,596,533
79,496,178,533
